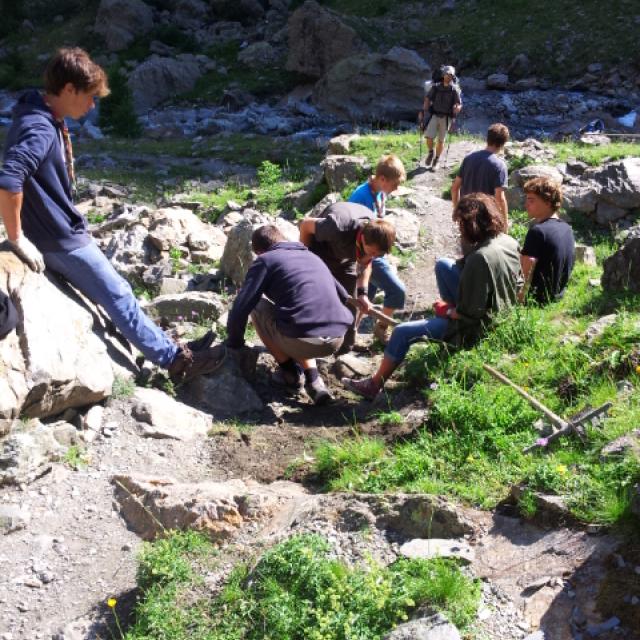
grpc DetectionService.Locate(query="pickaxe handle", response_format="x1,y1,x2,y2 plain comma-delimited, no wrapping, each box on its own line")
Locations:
483,364,569,431
347,297,399,327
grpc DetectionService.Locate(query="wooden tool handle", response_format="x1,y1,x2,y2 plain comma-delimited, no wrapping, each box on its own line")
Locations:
346,297,399,327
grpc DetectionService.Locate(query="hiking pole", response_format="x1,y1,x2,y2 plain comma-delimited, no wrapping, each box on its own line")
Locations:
443,117,455,168
417,111,423,168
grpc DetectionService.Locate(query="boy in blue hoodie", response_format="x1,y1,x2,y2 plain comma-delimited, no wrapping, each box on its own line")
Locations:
0,48,224,382
348,154,406,343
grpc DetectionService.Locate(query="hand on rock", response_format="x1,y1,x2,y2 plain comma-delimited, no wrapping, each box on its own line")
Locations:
9,234,45,273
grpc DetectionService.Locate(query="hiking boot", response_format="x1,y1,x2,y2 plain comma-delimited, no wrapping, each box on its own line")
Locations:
431,155,440,169
372,321,390,345
168,343,227,384
186,329,215,352
341,376,381,401
425,150,434,166
271,366,304,390
305,377,333,406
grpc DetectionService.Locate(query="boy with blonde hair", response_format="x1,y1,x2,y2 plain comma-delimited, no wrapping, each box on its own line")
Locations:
348,154,406,342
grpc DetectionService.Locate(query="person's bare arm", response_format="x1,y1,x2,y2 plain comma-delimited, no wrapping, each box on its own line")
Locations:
0,188,22,241
298,217,317,247
451,176,463,209
518,254,538,303
494,187,509,225
355,261,373,313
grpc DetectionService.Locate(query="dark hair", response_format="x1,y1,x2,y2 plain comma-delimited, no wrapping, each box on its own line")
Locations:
44,47,109,97
361,219,396,254
523,177,562,212
453,193,507,244
251,225,286,253
487,123,510,148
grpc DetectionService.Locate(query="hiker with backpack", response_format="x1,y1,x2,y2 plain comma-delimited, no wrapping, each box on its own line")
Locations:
420,65,462,169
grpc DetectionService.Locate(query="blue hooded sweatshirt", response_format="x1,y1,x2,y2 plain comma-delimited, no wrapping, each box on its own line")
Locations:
0,90,90,252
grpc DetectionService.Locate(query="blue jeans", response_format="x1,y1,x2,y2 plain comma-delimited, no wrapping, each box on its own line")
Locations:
43,242,178,367
384,316,449,362
435,257,461,304
369,257,405,310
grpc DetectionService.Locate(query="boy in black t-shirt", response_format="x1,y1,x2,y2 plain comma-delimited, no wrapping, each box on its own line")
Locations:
520,177,575,304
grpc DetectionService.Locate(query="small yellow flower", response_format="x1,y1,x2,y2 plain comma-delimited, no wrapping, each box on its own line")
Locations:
635,365,640,375
107,598,117,608
555,464,568,476
466,454,475,463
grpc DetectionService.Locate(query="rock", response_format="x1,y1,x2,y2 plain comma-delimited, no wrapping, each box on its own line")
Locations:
1,249,134,420
219,211,298,285
0,420,65,485
0,504,30,534
505,186,525,211
286,0,367,78
128,55,206,113
509,53,531,79
132,388,211,441
238,42,279,69
112,474,306,540
313,47,430,122
334,354,372,377
181,357,264,417
158,277,189,295
145,291,225,323
173,0,209,30
595,201,628,225
210,0,266,22
585,617,620,636
584,314,617,343
602,234,640,293
587,158,640,210
510,485,573,527
327,134,360,155
94,0,154,52
51,421,81,447
147,207,226,259
385,208,420,249
399,538,475,564
486,73,509,89
83,405,104,433
383,613,461,640
510,165,564,189
562,183,599,214
104,223,159,285
523,632,545,640
574,244,597,266
322,155,370,191
600,429,640,461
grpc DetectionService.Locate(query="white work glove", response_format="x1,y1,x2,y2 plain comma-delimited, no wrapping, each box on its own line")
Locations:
9,234,45,273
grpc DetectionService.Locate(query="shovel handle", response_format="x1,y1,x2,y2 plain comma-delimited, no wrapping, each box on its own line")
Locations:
483,364,569,431
346,297,399,327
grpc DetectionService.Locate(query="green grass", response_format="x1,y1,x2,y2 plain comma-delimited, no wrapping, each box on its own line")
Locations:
550,141,640,166
312,225,640,525
123,532,480,639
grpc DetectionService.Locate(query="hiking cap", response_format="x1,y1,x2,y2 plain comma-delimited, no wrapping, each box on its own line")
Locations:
442,65,456,78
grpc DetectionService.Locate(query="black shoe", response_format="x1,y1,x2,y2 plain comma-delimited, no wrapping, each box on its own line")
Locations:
431,155,440,169
187,329,215,352
168,343,226,384
305,377,333,406
425,150,434,166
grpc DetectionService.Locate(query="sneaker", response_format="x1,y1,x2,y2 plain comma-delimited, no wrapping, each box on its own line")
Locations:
431,155,440,169
425,150,434,166
271,366,304,390
341,376,381,400
168,343,227,384
372,321,389,344
305,377,333,406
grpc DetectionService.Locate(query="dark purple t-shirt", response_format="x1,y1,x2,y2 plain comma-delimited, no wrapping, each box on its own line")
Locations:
459,149,508,198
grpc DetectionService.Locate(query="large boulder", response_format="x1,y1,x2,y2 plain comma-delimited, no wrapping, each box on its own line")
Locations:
286,0,367,78
128,55,206,113
322,155,369,191
94,0,154,52
385,208,420,249
238,42,279,69
562,182,599,214
601,229,640,293
103,223,160,284
0,248,135,421
313,47,430,121
585,158,640,210
219,210,298,285
509,164,564,188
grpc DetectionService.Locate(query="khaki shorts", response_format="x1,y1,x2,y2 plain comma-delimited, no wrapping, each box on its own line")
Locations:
251,298,344,361
425,115,451,143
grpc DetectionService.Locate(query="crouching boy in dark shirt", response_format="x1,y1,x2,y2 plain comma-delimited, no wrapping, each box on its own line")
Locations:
520,177,575,304
226,225,354,405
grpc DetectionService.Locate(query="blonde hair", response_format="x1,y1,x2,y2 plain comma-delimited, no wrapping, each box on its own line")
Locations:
375,154,406,183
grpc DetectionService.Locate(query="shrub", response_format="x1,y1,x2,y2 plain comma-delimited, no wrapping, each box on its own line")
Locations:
98,66,142,138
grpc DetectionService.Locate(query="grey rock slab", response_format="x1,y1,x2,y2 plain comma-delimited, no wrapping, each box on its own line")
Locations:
602,235,640,293
0,504,30,534
584,314,617,344
386,208,420,249
399,538,475,564
145,291,225,323
322,155,370,191
600,429,640,460
334,354,373,377
510,164,564,189
596,201,628,225
94,0,153,52
587,158,640,210
574,244,597,266
328,134,361,155
132,387,211,441
383,613,461,640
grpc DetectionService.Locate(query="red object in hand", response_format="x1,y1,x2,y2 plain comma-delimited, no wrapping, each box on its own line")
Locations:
433,300,453,318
